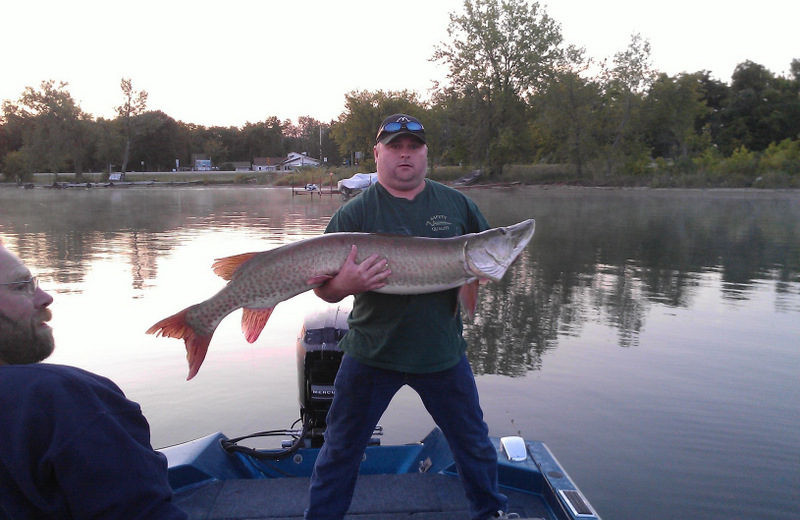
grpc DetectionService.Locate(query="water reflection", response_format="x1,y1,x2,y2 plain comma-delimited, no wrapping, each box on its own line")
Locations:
460,187,800,374
3,185,798,520
1,187,340,295
2,186,798,378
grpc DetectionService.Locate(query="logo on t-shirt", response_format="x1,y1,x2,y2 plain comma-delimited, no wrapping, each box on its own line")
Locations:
426,214,453,233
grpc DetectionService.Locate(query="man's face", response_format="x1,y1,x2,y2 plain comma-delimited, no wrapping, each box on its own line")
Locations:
0,245,54,365
374,135,428,198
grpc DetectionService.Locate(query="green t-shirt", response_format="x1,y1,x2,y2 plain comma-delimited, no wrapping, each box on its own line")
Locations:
325,179,490,373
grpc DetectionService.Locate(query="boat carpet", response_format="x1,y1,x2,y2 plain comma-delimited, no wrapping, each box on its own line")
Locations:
173,472,551,519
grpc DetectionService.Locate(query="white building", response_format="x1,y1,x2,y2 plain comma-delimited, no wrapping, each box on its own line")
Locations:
253,157,284,171
280,152,320,171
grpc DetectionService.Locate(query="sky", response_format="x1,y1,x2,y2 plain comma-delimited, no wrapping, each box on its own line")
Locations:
2,0,797,128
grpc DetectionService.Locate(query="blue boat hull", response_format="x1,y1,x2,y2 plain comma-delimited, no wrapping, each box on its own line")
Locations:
162,428,599,519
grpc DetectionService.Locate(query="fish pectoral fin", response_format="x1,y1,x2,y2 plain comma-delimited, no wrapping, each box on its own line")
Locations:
212,252,260,280
242,307,275,343
306,274,334,286
458,280,481,320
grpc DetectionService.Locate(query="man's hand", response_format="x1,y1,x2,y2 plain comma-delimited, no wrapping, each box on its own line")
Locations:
311,245,391,303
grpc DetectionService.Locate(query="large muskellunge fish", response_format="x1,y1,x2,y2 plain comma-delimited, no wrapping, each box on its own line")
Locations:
147,219,535,379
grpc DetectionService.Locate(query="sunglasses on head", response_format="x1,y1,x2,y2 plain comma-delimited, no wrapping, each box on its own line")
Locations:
381,121,424,133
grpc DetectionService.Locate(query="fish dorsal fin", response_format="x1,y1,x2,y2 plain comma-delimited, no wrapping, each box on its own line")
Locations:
212,252,259,280
242,307,275,343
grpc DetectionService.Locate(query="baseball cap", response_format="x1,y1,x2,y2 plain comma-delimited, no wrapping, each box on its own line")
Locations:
375,114,426,145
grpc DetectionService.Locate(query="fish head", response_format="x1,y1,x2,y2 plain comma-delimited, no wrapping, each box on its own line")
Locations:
464,219,535,282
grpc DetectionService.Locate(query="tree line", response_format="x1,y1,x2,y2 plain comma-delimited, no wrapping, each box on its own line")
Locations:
0,78,342,180
2,0,799,186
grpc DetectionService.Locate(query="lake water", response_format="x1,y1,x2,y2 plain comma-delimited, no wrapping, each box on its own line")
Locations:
1,185,798,520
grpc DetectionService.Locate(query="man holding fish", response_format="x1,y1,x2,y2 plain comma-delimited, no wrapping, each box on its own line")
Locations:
148,114,533,518
304,114,517,520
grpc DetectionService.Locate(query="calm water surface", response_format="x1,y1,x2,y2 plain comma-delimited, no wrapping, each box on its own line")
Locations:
1,185,798,520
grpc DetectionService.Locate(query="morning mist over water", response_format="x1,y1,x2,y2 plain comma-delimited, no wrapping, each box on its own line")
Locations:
1,185,798,520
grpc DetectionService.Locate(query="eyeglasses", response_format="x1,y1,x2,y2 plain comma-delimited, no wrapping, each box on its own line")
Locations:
380,121,424,134
0,276,39,295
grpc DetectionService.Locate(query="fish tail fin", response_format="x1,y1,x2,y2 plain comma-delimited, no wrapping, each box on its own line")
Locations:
146,306,214,380
458,280,481,320
212,252,259,280
241,307,275,343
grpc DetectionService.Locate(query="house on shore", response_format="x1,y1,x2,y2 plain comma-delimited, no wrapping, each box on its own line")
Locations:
280,152,320,171
230,161,252,172
253,157,285,172
192,154,212,171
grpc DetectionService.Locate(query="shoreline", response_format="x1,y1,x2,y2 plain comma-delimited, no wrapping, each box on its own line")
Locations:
2,181,798,198
0,170,797,193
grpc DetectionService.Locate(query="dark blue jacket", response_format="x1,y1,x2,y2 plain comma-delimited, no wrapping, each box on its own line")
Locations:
0,363,186,519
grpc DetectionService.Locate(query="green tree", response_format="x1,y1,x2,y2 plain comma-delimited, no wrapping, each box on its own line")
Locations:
714,61,800,155
428,89,481,166
0,102,27,173
202,133,229,167
693,70,729,150
173,122,202,169
643,72,710,161
330,90,425,167
93,118,125,173
536,46,601,177
432,0,563,173
130,111,180,171
4,80,91,175
1,150,31,182
598,33,656,176
241,117,287,159
116,78,148,172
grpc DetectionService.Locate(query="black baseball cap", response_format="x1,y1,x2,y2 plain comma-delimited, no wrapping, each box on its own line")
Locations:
375,114,426,145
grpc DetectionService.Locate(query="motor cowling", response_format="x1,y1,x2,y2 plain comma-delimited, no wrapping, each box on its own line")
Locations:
296,305,349,447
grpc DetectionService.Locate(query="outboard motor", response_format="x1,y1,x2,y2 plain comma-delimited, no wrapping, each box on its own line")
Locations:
296,305,349,447
222,303,380,460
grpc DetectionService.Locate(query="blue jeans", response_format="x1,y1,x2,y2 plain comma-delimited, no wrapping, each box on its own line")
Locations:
305,354,507,520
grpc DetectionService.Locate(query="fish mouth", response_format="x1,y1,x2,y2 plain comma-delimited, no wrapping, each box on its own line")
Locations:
465,219,536,281
502,219,536,260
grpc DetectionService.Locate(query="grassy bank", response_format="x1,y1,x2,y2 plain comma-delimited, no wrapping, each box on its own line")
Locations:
19,159,800,190
29,171,275,185
9,137,800,189
24,166,470,188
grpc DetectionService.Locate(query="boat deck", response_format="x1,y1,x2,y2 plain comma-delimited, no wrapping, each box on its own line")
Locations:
164,429,598,520
173,472,551,519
